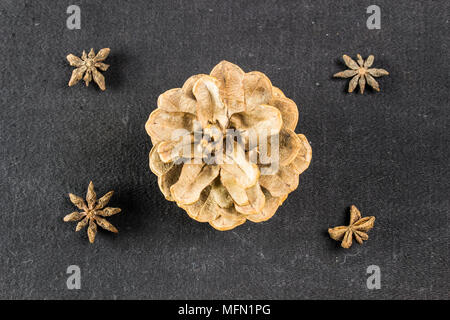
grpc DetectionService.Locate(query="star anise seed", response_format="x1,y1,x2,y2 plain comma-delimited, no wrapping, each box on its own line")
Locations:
334,54,389,94
63,181,120,243
328,205,375,248
67,48,110,91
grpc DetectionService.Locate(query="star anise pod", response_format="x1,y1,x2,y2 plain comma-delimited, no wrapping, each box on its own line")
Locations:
334,54,389,94
63,181,121,243
67,48,110,91
328,205,375,248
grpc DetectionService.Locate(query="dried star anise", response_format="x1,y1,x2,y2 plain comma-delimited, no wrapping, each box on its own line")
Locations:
63,181,121,243
67,48,110,91
334,54,389,93
328,205,375,248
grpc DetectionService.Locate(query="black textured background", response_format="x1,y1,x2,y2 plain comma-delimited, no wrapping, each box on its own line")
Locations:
0,0,448,299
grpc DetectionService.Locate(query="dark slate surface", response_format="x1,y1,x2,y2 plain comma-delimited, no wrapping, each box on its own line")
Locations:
0,0,448,299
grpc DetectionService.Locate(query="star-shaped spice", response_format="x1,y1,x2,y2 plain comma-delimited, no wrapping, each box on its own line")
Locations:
334,54,389,94
328,205,375,248
63,181,121,243
67,48,110,91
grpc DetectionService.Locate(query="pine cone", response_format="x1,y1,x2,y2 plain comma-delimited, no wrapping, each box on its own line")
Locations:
145,61,311,230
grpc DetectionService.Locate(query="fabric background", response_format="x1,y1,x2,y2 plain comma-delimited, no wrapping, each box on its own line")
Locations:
0,0,448,299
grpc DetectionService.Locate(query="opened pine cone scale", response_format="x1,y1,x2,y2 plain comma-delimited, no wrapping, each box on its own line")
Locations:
145,61,312,230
